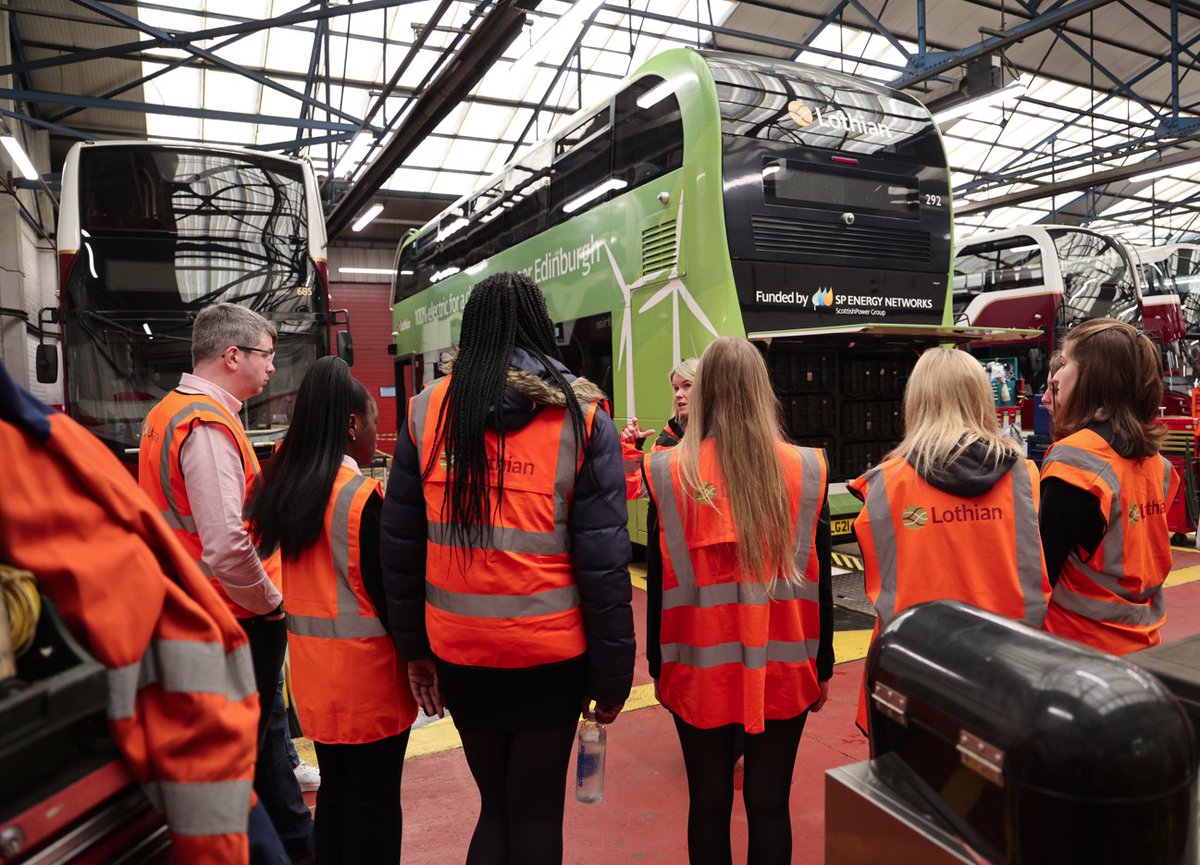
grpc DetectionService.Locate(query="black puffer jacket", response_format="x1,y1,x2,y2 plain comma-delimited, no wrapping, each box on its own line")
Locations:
379,347,635,706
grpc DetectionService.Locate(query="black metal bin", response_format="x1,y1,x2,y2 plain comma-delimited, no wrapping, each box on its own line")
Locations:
865,600,1196,864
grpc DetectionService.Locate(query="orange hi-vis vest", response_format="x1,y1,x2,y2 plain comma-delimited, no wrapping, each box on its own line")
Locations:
1040,429,1179,654
409,375,599,668
284,466,418,744
850,455,1048,731
3,407,260,864
644,440,826,733
138,390,282,618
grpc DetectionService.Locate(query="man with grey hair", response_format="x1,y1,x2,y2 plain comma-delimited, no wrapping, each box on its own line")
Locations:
139,301,314,863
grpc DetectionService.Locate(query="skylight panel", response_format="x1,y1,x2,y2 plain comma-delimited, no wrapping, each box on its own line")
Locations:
216,30,268,69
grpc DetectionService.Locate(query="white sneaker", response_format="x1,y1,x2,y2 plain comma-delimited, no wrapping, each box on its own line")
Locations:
293,759,321,792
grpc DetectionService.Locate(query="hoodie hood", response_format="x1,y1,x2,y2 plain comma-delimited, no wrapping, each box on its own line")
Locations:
440,346,608,432
911,438,1018,497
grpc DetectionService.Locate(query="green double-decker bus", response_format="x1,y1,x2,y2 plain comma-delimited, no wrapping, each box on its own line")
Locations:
392,48,970,541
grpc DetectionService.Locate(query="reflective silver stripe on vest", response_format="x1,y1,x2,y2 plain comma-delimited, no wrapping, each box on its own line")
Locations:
859,464,900,628
286,475,387,640
1041,442,1165,626
660,639,820,670
107,640,256,721
160,508,197,533
410,381,435,458
426,521,568,555
790,446,822,578
425,582,581,618
1161,455,1173,501
1049,585,1166,627
1010,461,1048,626
156,400,251,542
651,448,821,610
1042,444,1125,576
143,778,254,837
417,380,579,557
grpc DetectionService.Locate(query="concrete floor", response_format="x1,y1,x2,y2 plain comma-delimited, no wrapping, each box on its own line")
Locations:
295,546,1200,864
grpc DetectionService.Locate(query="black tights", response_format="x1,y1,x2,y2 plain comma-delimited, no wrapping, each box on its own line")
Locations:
458,722,578,865
672,713,809,865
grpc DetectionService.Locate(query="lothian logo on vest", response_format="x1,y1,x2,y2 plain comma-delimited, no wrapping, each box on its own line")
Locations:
1128,500,1167,524
901,503,1004,530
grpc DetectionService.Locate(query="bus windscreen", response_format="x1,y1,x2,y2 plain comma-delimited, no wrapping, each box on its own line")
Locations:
77,147,315,310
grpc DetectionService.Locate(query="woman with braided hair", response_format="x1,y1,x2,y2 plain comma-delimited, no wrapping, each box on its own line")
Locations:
381,271,635,865
1039,317,1179,653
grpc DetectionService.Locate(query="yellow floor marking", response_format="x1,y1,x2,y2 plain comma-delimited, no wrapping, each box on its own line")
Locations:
834,629,873,664
1166,564,1200,588
399,682,663,760
630,562,647,592
1172,545,1199,553
293,737,316,766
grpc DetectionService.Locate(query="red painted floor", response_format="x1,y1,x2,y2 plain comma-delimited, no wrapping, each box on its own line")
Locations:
305,561,1200,864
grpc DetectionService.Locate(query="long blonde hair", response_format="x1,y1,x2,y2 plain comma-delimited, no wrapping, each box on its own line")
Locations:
889,347,1021,476
678,337,798,587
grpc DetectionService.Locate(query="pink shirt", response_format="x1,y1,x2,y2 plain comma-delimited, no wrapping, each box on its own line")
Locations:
176,373,282,616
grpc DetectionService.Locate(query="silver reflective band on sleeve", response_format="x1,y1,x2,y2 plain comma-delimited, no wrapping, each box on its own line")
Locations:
859,466,899,629
1162,455,1173,501
428,521,568,555
660,639,819,670
285,475,388,640
107,641,256,721
426,582,580,618
1010,462,1048,626
1050,583,1166,627
143,778,253,837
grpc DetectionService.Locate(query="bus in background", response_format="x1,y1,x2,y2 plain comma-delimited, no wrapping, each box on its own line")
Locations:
41,140,349,464
1138,243,1200,334
953,224,1191,408
389,48,1020,541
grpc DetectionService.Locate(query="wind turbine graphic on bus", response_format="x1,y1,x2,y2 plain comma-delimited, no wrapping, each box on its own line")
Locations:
601,191,719,418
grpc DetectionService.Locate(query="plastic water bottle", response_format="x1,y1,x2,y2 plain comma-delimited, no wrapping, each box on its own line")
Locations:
575,712,606,804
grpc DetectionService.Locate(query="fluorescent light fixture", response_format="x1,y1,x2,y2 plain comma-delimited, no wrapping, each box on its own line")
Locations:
333,132,372,179
142,323,153,336
339,267,397,275
400,270,414,275
430,266,461,283
508,0,605,78
438,217,468,242
562,178,627,214
636,81,674,110
1130,155,1200,184
932,77,1025,124
1,135,38,180
351,203,385,232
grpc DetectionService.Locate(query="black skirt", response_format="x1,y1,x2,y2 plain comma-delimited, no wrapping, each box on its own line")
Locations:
435,655,587,733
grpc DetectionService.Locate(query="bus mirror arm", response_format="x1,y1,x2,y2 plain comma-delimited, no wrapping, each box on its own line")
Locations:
331,308,354,366
36,306,60,384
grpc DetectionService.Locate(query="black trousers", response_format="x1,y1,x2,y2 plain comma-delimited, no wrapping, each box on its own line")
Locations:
241,615,314,862
312,732,410,865
672,712,809,865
